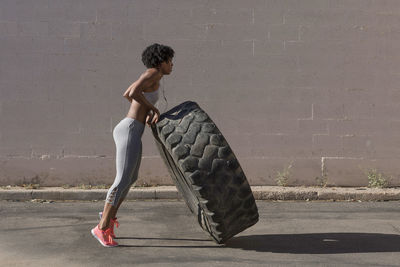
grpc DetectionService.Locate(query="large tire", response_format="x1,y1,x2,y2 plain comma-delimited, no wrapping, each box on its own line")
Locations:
151,101,259,244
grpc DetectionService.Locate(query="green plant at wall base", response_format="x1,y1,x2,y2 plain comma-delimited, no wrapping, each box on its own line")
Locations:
134,182,158,187
92,184,108,189
22,183,40,189
366,168,390,188
77,184,92,190
315,174,328,187
75,184,109,189
276,163,293,187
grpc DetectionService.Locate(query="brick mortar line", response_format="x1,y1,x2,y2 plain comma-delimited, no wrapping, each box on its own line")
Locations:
1,186,400,201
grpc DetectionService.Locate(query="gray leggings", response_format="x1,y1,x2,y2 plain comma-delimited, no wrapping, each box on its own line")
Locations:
106,117,144,206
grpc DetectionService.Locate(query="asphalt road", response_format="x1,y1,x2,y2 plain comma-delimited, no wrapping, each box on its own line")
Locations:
1,200,400,267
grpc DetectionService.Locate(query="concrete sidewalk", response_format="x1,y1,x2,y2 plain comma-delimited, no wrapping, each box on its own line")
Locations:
1,186,400,201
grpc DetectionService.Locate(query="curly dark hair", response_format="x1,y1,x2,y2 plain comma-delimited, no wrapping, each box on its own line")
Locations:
141,43,175,68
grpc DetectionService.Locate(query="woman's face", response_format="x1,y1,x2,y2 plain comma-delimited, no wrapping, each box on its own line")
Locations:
160,58,173,75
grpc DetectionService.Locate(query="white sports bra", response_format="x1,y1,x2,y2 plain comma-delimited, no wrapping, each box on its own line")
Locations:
143,89,159,106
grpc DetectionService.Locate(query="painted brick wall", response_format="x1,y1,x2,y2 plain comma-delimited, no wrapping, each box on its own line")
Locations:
1,0,400,187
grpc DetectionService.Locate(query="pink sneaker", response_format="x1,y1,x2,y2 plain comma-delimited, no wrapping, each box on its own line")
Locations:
110,217,119,238
91,225,118,247
99,212,119,238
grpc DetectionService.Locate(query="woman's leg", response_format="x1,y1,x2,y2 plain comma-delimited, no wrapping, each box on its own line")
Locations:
98,197,125,230
98,203,117,229
98,119,144,230
109,141,142,219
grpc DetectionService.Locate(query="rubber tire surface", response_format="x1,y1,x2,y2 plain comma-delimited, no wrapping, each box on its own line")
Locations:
151,101,259,244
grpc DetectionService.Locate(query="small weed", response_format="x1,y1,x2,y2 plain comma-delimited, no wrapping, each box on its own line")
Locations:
91,184,108,189
76,184,92,190
365,168,391,188
315,174,328,187
75,184,109,189
22,183,40,189
135,182,157,187
276,163,293,187
61,184,71,189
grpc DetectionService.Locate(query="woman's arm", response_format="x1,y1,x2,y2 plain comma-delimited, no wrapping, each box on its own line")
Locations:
122,89,133,102
124,70,160,124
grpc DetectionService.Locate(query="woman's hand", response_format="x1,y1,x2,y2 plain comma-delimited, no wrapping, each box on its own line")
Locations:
145,112,153,126
151,108,160,124
122,87,133,102
146,108,160,126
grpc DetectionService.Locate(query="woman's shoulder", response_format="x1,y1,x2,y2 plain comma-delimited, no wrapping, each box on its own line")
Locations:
142,68,159,79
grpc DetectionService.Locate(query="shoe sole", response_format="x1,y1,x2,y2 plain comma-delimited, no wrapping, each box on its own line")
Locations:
91,229,118,248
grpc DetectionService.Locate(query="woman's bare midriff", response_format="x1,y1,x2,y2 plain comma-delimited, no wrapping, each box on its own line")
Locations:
126,101,150,125
125,80,160,124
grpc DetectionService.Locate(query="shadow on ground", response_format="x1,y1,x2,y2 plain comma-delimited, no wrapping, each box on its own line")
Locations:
116,237,210,242
115,236,219,248
224,233,400,254
104,233,400,252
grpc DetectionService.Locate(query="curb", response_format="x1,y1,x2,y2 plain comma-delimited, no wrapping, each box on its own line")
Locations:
0,186,180,201
250,186,400,201
1,186,400,201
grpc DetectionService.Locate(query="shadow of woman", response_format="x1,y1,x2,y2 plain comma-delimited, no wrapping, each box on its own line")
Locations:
224,233,400,254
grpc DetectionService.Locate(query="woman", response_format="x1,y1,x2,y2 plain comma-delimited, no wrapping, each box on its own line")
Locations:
91,43,174,247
